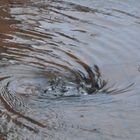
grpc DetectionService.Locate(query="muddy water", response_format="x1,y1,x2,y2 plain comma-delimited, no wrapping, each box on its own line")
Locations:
0,0,140,139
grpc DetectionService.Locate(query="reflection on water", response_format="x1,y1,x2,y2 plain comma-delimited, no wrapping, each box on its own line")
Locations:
0,0,140,139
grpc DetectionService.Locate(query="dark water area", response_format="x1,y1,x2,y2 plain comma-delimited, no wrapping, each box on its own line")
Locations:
0,0,140,139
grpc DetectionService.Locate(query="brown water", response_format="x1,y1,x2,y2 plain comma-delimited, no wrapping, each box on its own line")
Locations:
0,0,140,139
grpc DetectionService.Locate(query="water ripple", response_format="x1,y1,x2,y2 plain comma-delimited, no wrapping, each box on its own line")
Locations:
0,0,140,139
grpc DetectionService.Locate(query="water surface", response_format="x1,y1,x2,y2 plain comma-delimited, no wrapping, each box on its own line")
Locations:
0,0,140,139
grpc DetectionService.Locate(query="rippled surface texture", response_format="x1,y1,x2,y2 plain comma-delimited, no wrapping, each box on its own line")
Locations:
0,0,140,139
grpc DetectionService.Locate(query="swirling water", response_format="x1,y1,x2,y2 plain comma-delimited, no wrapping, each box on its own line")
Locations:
0,0,140,139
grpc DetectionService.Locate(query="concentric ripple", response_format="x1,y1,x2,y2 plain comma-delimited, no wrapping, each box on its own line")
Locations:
0,0,140,139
